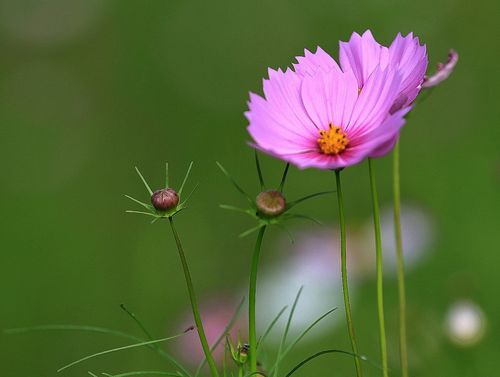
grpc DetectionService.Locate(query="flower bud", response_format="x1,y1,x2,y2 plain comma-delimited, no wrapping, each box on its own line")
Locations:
256,190,286,217
151,188,179,211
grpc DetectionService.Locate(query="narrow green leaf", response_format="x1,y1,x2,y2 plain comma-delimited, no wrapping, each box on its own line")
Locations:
257,305,288,351
270,307,337,375
104,372,181,377
135,167,153,196
178,161,194,198
57,333,189,372
272,287,303,377
4,324,143,343
284,349,360,377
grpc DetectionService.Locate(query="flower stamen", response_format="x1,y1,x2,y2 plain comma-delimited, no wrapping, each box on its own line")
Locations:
317,124,349,155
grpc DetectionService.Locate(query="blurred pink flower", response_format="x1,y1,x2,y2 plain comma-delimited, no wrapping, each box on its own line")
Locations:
246,30,427,169
422,49,459,88
176,296,246,366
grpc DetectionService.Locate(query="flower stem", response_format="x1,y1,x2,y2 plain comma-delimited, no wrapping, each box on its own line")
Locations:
168,217,219,377
393,142,409,377
367,158,389,377
249,226,267,374
334,170,362,377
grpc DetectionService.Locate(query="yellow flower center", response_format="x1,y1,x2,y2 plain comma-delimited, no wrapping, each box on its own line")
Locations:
317,124,349,155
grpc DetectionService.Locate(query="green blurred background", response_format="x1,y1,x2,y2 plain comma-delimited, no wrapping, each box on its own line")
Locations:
1,0,499,376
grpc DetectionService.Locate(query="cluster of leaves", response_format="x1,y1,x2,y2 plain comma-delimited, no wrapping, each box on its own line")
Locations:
4,290,366,377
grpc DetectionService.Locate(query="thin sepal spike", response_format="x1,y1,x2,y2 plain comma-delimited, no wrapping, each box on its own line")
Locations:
278,163,290,193
179,182,199,207
286,191,334,210
254,150,265,190
285,213,323,225
88,373,98,377
126,210,158,218
216,161,255,207
150,217,160,224
239,224,265,238
219,204,250,214
178,161,194,198
165,162,169,188
124,195,154,211
276,224,295,244
135,167,153,196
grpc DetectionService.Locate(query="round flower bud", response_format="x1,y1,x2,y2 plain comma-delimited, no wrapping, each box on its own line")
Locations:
256,190,286,217
151,188,179,211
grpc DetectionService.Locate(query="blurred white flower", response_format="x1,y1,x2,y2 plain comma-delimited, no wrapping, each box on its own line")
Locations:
445,300,486,346
256,228,351,343
357,203,435,278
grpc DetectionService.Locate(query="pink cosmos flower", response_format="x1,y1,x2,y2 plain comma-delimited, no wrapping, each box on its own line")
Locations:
246,30,427,169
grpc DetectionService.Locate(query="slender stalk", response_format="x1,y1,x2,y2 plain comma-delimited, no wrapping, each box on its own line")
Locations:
367,159,389,377
168,217,219,377
334,170,362,377
393,141,409,377
249,226,267,374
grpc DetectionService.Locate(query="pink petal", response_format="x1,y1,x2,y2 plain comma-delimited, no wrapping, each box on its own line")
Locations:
349,107,410,158
300,69,359,130
293,47,341,77
339,30,388,88
347,67,402,138
246,93,316,155
388,33,428,109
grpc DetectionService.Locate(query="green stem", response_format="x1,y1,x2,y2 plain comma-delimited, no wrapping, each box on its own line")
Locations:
249,226,267,374
168,217,219,377
393,142,409,377
367,159,389,377
334,170,362,377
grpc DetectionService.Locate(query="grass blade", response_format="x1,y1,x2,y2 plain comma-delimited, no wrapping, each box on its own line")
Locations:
104,372,181,377
270,307,337,375
272,287,303,377
285,349,361,377
257,305,288,351
57,332,189,372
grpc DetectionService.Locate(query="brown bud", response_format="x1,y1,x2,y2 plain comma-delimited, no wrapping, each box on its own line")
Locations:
151,188,179,211
256,190,286,217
